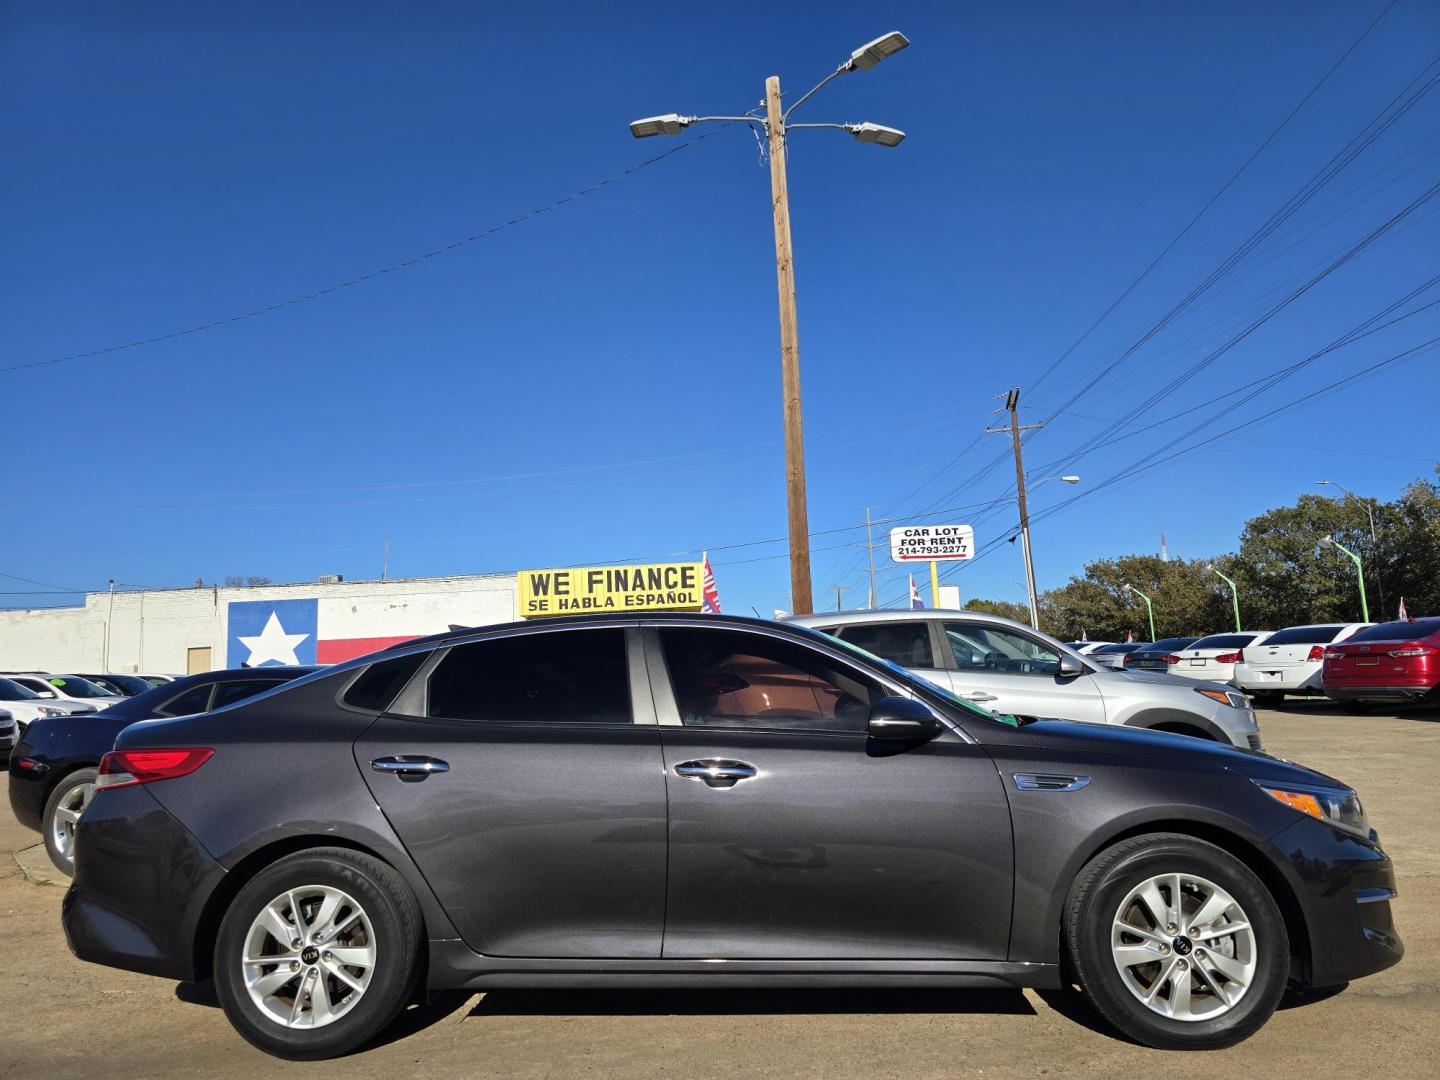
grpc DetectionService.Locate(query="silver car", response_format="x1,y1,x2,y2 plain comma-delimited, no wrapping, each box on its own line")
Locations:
787,609,1261,749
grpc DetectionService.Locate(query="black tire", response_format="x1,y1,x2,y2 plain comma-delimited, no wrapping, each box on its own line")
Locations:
42,767,97,877
1342,702,1371,715
1250,692,1283,708
1065,833,1289,1050
213,847,422,1060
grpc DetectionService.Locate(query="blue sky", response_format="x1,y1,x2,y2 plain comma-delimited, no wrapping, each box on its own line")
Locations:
5,0,1439,615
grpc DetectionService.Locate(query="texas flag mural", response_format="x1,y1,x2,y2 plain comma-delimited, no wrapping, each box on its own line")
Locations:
227,598,420,668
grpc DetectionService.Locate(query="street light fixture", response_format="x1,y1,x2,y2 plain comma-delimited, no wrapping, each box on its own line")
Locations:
628,32,910,616
1122,583,1156,643
1204,564,1242,633
1317,480,1384,615
1319,534,1370,622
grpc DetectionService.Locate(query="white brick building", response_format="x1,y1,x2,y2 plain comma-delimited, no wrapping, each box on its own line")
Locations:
0,574,517,675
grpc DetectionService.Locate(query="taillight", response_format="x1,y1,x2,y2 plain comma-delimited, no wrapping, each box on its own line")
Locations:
96,748,213,791
1307,645,1326,662
1162,654,1180,665
1388,644,1437,658
1214,651,1243,664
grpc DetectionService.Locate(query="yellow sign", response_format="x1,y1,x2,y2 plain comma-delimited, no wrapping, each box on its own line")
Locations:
518,563,705,618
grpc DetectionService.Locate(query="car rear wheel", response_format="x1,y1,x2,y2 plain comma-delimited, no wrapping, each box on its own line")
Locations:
214,848,422,1060
1065,833,1289,1050
1250,692,1283,708
42,767,96,876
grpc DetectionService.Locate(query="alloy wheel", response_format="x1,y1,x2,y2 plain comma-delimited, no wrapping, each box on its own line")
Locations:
49,781,94,867
242,885,377,1029
1110,872,1257,1021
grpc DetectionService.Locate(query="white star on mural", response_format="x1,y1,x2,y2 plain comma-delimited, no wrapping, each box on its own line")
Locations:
238,611,310,667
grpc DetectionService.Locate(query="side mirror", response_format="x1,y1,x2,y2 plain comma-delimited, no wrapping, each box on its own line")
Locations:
1058,653,1085,677
867,695,943,741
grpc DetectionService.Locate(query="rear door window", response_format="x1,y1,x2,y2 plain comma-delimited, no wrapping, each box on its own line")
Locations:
426,629,632,724
832,622,935,668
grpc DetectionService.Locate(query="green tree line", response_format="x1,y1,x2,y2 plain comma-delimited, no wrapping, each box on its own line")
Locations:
966,466,1440,641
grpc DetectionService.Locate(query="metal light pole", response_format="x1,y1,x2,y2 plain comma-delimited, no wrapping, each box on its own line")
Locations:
1123,584,1156,642
1317,480,1384,615
630,32,909,616
1320,534,1370,622
1205,564,1242,633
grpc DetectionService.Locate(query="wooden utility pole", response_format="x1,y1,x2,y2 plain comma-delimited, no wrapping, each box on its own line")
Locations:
829,584,853,611
863,507,878,609
987,388,1044,629
765,75,814,616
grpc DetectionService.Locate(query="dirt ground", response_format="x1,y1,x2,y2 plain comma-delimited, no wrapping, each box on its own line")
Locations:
2,700,1436,1079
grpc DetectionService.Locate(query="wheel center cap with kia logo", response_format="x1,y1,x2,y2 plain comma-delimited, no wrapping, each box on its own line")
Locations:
301,945,320,965
1172,935,1193,956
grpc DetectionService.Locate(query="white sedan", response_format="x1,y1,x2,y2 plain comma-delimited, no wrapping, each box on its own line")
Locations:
0,676,95,734
1163,632,1273,683
1232,622,1370,704
1063,641,1115,655
3,673,123,712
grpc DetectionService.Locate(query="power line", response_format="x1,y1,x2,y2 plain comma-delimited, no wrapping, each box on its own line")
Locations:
2,126,732,375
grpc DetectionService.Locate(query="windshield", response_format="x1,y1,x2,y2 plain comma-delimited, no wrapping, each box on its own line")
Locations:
47,676,115,699
805,626,1021,728
0,678,42,700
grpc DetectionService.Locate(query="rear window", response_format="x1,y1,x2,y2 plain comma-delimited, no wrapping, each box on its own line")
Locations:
1148,637,1199,651
1348,618,1440,642
343,652,427,712
1262,625,1350,646
156,684,213,717
213,679,288,709
1191,634,1261,650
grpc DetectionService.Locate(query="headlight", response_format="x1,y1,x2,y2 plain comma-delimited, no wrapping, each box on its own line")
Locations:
1258,782,1369,836
38,706,65,718
1195,687,1249,709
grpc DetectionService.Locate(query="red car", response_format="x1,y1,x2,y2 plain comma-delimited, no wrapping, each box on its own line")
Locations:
1322,616,1440,709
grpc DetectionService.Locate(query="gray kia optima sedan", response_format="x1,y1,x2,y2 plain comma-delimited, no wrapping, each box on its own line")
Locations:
62,614,1401,1059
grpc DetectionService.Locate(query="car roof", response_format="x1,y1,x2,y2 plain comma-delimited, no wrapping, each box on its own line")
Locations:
385,611,816,653
785,607,1044,633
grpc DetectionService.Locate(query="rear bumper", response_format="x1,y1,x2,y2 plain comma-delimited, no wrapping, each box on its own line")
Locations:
1272,817,1404,986
1234,662,1322,694
7,753,47,832
1324,685,1436,704
62,784,224,982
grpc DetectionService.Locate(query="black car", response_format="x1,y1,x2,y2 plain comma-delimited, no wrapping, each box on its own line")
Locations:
75,673,158,697
1125,636,1202,672
8,665,317,875
62,615,1400,1059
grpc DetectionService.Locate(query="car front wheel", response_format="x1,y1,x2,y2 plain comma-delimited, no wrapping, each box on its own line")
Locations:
43,767,97,876
213,847,422,1060
1065,833,1289,1049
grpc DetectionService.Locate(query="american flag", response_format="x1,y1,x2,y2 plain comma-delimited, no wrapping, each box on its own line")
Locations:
701,552,721,614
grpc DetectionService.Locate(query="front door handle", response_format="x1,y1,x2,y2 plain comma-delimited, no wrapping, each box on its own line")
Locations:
674,759,757,789
963,692,998,702
370,755,449,782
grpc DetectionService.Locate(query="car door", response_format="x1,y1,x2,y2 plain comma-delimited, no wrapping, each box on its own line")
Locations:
938,619,1107,723
355,626,668,959
649,622,1013,960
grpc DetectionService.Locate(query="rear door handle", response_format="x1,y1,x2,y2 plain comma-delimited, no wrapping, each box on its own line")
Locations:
674,759,757,788
370,755,449,782
963,692,998,702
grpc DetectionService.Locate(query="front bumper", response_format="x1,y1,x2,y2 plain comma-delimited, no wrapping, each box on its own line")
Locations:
62,784,225,982
1271,816,1403,986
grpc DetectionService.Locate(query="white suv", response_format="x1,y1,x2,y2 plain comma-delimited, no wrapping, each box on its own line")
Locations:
2,673,122,713
786,609,1262,749
0,676,95,734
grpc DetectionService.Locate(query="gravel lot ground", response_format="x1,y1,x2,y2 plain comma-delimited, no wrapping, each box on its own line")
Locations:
2,700,1436,1079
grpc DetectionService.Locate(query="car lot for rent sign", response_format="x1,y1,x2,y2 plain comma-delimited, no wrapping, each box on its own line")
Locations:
518,563,705,618
889,525,975,562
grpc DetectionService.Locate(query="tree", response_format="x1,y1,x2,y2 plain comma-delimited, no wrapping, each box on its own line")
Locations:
962,597,1031,623
1040,556,1233,641
224,575,272,588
